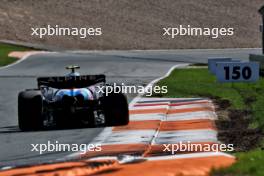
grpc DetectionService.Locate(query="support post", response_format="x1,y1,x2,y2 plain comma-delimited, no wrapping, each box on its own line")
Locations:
259,6,264,54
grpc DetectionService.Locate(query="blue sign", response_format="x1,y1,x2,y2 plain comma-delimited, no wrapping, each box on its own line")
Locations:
215,62,260,83
208,58,232,74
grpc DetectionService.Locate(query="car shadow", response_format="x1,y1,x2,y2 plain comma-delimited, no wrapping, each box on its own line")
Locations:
0,125,103,134
0,125,21,133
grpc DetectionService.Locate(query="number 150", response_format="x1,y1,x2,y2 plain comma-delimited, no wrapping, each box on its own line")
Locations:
223,66,252,80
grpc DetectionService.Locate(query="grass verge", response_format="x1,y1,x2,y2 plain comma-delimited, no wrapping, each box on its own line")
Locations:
153,67,264,176
0,43,35,66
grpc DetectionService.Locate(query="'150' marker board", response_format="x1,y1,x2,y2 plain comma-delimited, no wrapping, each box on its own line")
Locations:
216,62,260,83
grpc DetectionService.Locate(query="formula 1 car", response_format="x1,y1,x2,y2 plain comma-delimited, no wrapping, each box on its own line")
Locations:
18,66,129,131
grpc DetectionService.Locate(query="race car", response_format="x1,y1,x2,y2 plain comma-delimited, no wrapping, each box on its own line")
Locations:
18,66,129,131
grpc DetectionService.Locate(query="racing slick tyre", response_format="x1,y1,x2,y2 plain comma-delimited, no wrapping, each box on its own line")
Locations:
101,92,129,126
18,90,43,131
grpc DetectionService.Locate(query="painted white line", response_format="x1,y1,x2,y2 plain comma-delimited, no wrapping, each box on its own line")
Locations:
0,166,13,170
138,97,206,103
134,100,211,107
129,64,189,108
166,111,217,121
83,151,235,163
69,48,261,54
130,114,165,121
101,130,157,145
146,151,235,161
157,129,217,137
130,104,169,110
65,127,113,159
154,129,218,144
168,103,214,110
89,127,113,144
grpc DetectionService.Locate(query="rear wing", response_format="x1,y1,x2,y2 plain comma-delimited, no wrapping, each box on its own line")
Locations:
37,75,105,89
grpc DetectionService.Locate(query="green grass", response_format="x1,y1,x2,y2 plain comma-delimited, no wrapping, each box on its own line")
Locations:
212,149,264,176
159,69,248,109
154,68,264,176
0,43,34,66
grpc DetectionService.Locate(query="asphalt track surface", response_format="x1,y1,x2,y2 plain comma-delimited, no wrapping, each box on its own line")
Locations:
0,48,261,167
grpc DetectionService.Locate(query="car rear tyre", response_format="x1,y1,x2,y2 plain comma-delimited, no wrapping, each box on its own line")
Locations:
101,92,129,126
18,90,43,131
